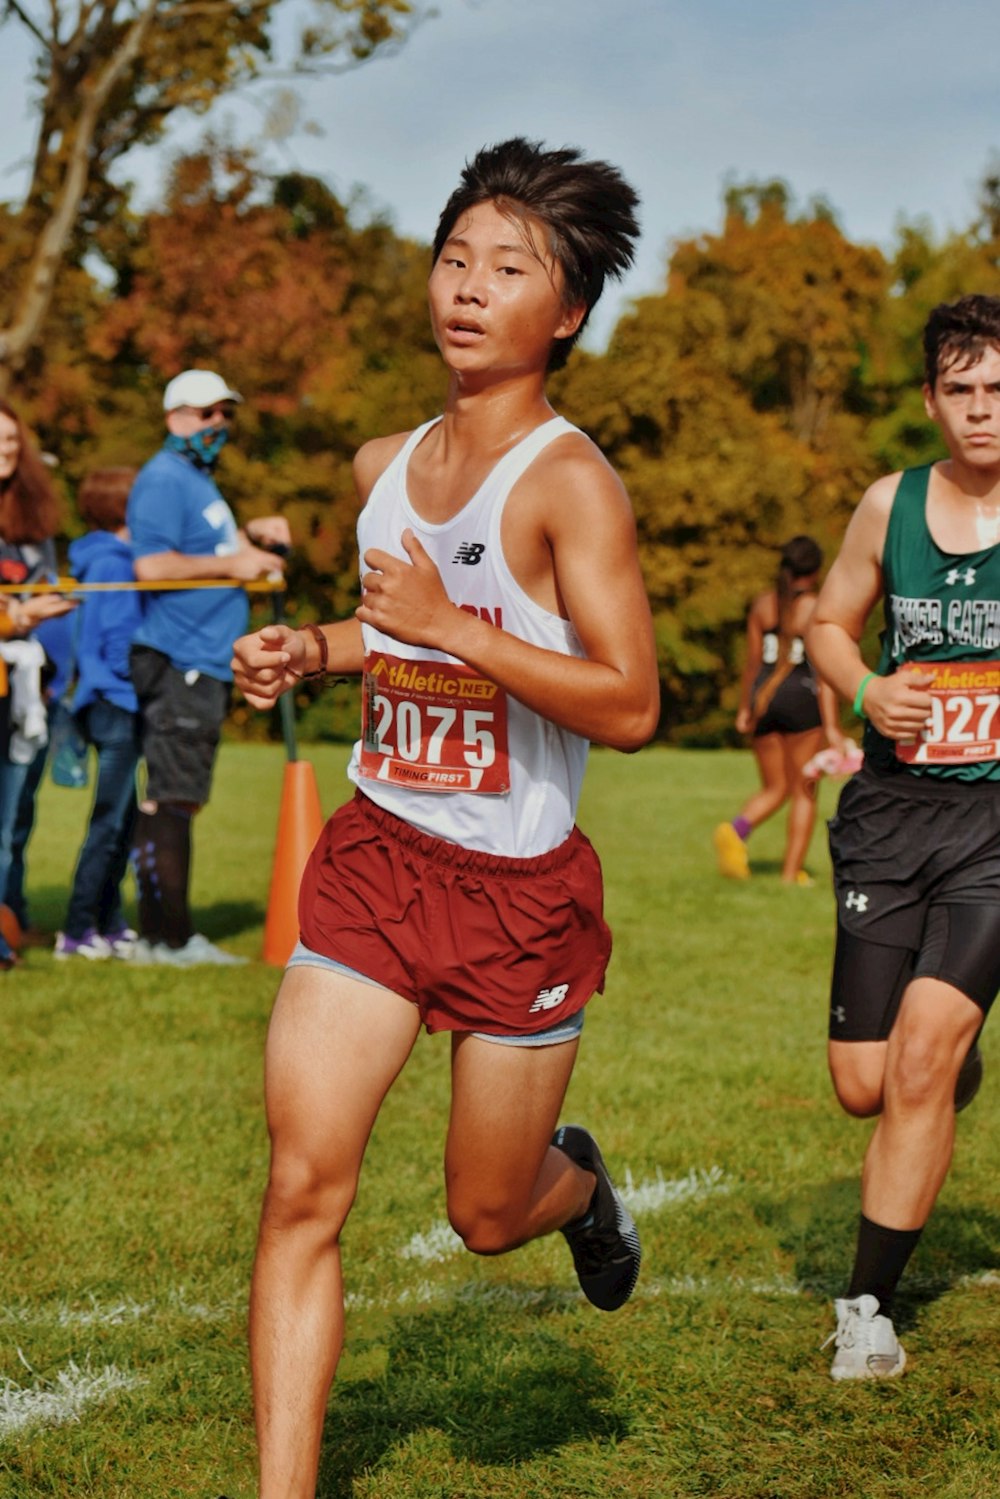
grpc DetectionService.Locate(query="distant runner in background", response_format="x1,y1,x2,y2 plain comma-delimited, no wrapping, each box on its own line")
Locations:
808,293,1000,1381
714,536,846,884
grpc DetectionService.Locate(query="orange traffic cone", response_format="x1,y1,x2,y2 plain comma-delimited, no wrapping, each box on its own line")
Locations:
262,760,325,966
0,905,23,952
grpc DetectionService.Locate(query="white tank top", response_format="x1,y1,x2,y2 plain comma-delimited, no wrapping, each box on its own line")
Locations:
346,415,589,856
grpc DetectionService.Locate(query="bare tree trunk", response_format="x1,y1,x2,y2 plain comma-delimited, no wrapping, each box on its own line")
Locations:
0,0,161,396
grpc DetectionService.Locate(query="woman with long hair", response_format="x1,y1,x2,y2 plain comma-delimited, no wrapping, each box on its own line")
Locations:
0,400,77,962
714,536,849,884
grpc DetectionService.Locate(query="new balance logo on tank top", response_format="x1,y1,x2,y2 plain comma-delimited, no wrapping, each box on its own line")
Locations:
347,416,590,856
865,464,1000,781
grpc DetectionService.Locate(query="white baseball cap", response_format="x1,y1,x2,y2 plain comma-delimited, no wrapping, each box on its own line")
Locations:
163,369,242,412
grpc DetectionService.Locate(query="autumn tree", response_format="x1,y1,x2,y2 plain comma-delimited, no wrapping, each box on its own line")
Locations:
84,145,441,622
867,164,1000,473
0,0,427,395
557,180,889,740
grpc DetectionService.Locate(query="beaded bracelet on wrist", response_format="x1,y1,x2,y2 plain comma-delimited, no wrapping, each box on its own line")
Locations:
290,621,329,680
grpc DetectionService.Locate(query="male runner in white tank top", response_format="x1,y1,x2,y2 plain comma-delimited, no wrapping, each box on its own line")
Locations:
232,138,659,1499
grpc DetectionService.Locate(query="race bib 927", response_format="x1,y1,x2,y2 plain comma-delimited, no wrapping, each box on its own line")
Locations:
896,660,1000,765
358,650,510,793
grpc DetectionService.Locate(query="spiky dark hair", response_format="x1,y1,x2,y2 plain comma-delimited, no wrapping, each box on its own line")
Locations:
432,137,641,370
924,293,1000,386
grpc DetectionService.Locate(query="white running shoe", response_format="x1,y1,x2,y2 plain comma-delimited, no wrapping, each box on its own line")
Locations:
126,938,158,965
825,1294,906,1381
152,933,248,967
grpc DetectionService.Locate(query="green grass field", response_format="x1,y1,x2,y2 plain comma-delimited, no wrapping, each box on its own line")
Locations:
1,745,998,1498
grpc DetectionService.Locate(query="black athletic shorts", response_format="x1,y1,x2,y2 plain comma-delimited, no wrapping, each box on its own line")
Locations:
753,664,823,737
827,767,1000,1039
131,645,230,806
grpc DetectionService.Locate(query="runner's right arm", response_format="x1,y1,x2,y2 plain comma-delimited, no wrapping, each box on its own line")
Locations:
735,594,767,734
231,619,363,709
807,474,934,739
231,435,406,710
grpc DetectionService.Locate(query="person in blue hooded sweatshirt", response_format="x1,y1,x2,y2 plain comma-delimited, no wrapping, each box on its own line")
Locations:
55,468,143,959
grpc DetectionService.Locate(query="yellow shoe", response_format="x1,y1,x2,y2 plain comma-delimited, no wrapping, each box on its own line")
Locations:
793,869,815,888
713,822,750,880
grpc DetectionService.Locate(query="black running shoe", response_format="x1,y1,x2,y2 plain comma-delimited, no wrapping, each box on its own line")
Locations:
955,1041,983,1113
552,1124,641,1311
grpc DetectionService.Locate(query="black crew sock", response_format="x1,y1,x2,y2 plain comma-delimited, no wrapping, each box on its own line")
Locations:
846,1213,923,1316
130,806,193,948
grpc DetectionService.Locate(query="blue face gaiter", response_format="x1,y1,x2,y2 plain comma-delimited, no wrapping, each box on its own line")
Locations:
164,423,229,471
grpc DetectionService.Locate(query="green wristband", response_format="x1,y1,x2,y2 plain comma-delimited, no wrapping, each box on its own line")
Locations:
853,671,876,718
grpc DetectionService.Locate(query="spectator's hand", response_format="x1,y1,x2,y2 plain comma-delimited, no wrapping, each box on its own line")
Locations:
232,624,304,708
15,594,78,628
862,668,935,740
734,706,753,735
244,516,292,552
228,541,287,582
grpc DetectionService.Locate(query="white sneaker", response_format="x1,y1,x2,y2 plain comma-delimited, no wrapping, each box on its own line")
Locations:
152,933,248,967
103,926,138,960
126,938,158,965
825,1294,906,1381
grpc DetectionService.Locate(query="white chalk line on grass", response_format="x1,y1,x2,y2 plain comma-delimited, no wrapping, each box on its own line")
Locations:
0,1288,237,1330
0,1362,141,1440
399,1165,729,1266
5,1221,994,1347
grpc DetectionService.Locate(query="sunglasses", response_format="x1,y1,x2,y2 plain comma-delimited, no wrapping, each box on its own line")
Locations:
187,403,237,422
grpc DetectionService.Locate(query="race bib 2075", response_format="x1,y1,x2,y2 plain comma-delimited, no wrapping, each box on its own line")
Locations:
358,651,510,793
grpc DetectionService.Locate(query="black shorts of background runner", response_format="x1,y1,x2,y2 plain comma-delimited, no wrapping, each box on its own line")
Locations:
752,662,823,738
827,768,1000,1040
130,644,230,805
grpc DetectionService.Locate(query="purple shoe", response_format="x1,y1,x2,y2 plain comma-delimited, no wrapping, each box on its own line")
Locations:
101,926,138,960
54,929,113,961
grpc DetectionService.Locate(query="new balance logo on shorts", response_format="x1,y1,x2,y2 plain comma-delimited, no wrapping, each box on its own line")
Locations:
453,542,485,565
844,890,869,912
529,983,570,1014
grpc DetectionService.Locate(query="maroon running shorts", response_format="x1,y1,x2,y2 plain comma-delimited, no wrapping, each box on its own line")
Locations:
297,791,612,1036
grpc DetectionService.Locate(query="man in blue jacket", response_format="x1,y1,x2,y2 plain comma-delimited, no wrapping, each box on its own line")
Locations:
127,369,289,965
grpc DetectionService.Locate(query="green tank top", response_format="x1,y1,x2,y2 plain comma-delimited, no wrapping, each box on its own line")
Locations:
865,464,1000,781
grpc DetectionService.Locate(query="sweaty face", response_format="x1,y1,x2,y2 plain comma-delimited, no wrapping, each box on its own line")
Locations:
0,412,20,481
924,344,1000,469
427,200,584,380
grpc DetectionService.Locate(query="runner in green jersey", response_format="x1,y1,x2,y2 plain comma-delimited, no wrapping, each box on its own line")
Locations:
808,294,1000,1381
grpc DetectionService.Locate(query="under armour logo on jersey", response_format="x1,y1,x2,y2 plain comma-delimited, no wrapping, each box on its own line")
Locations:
844,890,869,912
453,542,486,565
831,1005,847,1025
946,566,976,586
529,983,570,1014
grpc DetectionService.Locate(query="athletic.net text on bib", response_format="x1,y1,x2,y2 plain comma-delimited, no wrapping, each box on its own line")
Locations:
896,660,1000,765
358,650,510,793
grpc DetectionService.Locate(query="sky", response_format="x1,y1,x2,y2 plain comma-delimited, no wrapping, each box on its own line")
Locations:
2,0,999,350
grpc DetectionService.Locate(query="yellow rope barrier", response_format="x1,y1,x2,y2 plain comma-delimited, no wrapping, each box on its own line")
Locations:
0,577,285,595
